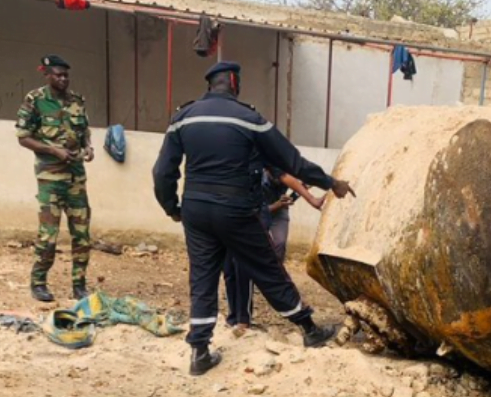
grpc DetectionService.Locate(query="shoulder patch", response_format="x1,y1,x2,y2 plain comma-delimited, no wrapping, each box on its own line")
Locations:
176,100,195,111
238,101,256,111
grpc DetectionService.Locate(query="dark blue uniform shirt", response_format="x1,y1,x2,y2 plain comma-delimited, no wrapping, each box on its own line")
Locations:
153,92,334,216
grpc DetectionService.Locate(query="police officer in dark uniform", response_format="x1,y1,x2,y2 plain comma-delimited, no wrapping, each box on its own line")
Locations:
153,61,355,376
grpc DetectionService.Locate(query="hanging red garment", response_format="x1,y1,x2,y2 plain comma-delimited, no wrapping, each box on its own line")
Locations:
56,0,91,11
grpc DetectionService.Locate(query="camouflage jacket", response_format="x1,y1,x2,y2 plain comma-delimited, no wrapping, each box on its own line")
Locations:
16,86,91,182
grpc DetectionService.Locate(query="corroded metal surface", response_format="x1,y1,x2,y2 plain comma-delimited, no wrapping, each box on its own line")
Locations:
308,111,491,371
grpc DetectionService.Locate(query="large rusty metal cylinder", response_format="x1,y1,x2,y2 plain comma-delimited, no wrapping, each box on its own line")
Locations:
307,106,491,371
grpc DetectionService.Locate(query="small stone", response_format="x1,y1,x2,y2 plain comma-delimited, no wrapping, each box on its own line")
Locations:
392,386,413,397
136,242,147,252
445,382,457,393
429,363,450,378
67,367,81,379
254,358,278,377
468,379,479,390
379,386,395,397
412,378,428,393
289,352,305,364
304,376,313,386
172,298,181,306
6,241,22,249
147,245,159,254
404,364,429,379
447,368,459,378
267,326,290,344
459,372,483,391
385,367,399,377
323,387,339,397
264,340,286,355
247,384,267,395
357,385,371,395
454,384,469,396
92,240,122,255
212,384,227,393
401,376,413,387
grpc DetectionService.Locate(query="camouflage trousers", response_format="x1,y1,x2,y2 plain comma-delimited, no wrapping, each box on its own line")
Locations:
31,180,91,287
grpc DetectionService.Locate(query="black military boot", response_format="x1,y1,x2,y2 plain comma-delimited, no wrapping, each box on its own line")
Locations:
31,284,55,302
73,281,89,300
189,345,222,376
298,316,336,348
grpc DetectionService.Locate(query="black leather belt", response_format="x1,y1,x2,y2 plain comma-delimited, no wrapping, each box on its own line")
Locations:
185,182,249,197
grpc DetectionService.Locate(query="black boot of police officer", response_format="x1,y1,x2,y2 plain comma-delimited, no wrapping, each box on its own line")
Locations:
153,61,355,376
190,345,223,376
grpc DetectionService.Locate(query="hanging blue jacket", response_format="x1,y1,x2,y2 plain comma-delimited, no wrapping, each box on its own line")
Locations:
392,45,417,80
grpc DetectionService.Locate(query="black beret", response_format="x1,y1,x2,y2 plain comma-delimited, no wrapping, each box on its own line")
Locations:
204,61,240,81
41,55,71,69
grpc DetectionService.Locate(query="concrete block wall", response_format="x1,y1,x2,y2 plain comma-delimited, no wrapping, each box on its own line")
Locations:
461,63,489,105
456,21,491,106
458,21,491,42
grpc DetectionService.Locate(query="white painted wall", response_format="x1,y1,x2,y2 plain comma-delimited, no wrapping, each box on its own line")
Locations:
223,25,278,121
284,38,465,149
329,44,388,149
290,40,328,147
392,56,464,107
0,121,340,245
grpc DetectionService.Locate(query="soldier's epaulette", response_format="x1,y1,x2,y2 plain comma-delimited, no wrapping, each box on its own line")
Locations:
27,87,46,100
176,100,195,111
238,101,256,111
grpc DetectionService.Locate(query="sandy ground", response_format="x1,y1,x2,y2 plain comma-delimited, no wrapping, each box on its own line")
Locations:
0,234,490,397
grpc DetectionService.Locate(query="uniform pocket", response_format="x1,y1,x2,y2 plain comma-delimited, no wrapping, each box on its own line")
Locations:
40,115,62,138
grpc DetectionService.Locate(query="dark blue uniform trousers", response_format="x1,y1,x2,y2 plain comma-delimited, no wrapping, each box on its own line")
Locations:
182,199,312,347
224,253,254,326
224,207,290,326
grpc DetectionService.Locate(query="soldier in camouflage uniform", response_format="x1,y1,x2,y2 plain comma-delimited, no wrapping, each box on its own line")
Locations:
16,55,94,302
